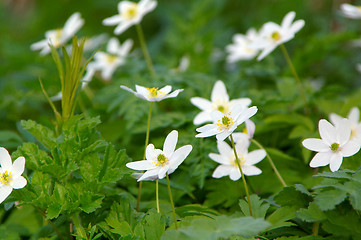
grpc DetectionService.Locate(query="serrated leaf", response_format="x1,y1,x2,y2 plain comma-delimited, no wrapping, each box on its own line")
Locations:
314,189,347,211
296,202,326,222
239,194,270,218
46,202,62,219
274,186,312,208
267,206,297,229
21,120,57,149
143,210,166,240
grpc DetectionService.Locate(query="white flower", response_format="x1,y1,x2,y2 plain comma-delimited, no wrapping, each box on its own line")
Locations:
195,105,258,141
103,0,157,35
120,84,183,102
255,11,305,61
340,4,361,19
31,12,84,56
0,148,27,204
226,28,259,63
209,137,265,181
330,107,361,145
83,38,133,83
232,120,256,141
190,80,251,125
302,119,360,172
126,130,192,181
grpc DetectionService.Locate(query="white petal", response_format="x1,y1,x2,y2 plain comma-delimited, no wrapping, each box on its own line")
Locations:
329,113,343,126
162,89,183,100
329,153,343,172
290,20,305,34
114,21,134,35
212,165,232,179
216,130,232,142
118,39,133,56
0,185,13,204
302,138,330,152
30,40,48,51
0,148,12,172
209,153,228,165
246,149,266,165
169,145,192,171
159,85,172,95
234,136,250,155
211,80,229,103
107,37,120,54
146,144,155,160
195,128,219,138
281,11,295,29
235,106,258,125
242,165,262,176
196,124,217,133
217,141,234,159
211,110,224,122
229,167,241,181
126,160,153,170
158,165,170,179
229,98,252,110
193,112,212,125
232,132,248,143
138,168,159,182
10,176,27,189
337,119,352,145
163,130,178,157
341,141,360,157
120,85,137,95
257,45,277,61
309,152,331,168
319,119,337,145
135,85,149,97
102,15,122,26
190,97,212,111
11,157,25,178
245,120,255,138
348,107,360,124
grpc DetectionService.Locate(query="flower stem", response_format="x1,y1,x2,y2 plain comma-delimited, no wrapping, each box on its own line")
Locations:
71,213,87,239
251,139,287,187
166,172,178,229
280,44,309,114
230,134,253,216
136,24,156,79
156,178,160,213
136,102,154,211
312,222,319,236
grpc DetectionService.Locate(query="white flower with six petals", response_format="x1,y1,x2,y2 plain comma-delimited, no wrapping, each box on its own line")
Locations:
302,119,360,172
126,130,192,181
120,84,183,102
31,12,84,56
210,135,266,181
103,0,157,35
190,80,251,125
0,147,27,204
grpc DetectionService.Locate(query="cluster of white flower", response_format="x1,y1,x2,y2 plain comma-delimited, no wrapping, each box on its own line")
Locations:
303,108,361,172
226,11,305,62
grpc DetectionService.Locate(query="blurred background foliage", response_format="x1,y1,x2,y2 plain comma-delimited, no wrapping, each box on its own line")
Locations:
2,0,361,238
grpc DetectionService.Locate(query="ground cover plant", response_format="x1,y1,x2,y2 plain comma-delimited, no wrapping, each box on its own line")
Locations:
2,0,361,239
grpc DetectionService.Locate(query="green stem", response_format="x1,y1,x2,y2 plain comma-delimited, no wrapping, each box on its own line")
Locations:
71,213,87,239
136,102,154,212
251,139,287,187
166,172,178,229
312,222,319,236
280,44,309,114
136,24,156,79
34,207,64,240
156,179,160,213
230,135,253,216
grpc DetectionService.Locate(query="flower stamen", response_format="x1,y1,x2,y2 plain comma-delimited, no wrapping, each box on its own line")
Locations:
0,171,12,185
147,87,164,98
216,113,235,131
330,143,340,152
122,3,138,20
271,31,281,41
155,154,169,167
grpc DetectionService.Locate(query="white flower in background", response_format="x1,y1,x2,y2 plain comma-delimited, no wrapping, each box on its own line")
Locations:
226,28,259,63
232,120,256,141
190,80,252,125
302,119,360,172
120,84,183,102
255,11,305,61
330,107,361,145
195,105,258,141
83,34,108,52
31,12,84,56
340,4,361,19
83,38,133,83
209,136,265,180
126,130,192,181
103,0,157,35
0,148,27,204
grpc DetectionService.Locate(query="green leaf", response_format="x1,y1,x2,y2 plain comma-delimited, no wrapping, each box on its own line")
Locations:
175,204,218,219
267,206,297,229
21,120,57,149
296,202,326,223
46,202,62,219
314,189,347,211
142,210,166,240
239,194,270,218
274,186,312,209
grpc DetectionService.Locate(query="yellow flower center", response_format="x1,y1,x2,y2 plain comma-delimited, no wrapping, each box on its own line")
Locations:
271,31,281,41
358,6,361,12
212,100,229,114
156,154,169,167
122,3,139,20
232,155,246,166
216,113,234,131
0,171,12,185
52,29,63,47
330,143,339,152
106,54,118,63
243,128,248,134
147,87,164,98
351,126,357,140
